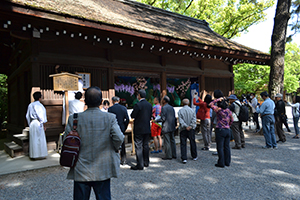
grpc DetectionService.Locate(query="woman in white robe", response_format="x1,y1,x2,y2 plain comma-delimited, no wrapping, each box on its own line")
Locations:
26,92,48,159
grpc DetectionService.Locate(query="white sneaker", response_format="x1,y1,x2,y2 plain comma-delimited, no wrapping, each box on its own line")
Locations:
182,160,187,164
193,157,198,161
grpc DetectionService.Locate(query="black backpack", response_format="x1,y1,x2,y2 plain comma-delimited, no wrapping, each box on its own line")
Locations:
60,113,81,168
234,102,249,122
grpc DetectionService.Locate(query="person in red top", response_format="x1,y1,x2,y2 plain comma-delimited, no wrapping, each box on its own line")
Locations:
193,93,212,150
151,97,162,154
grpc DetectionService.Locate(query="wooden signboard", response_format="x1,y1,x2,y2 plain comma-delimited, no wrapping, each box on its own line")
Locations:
77,72,91,89
49,72,82,91
49,72,82,124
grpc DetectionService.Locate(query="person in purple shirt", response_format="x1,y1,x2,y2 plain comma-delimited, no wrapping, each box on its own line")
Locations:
209,90,234,168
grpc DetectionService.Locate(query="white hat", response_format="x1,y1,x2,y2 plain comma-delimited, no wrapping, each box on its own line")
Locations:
275,93,283,98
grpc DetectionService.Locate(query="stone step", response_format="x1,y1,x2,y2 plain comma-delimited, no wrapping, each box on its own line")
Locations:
4,142,24,158
12,133,29,155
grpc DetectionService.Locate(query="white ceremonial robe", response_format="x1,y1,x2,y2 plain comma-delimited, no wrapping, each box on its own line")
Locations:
26,101,48,158
69,99,85,116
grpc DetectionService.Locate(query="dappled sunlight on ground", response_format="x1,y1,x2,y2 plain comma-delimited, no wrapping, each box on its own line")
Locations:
203,175,219,184
5,181,23,187
141,182,160,189
255,159,282,164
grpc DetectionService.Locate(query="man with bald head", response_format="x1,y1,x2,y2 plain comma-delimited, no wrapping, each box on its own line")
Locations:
178,98,197,164
64,86,124,199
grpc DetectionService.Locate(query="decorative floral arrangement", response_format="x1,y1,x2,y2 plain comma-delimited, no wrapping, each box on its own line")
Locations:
167,84,175,93
132,77,148,91
176,79,191,98
153,84,160,91
115,83,135,96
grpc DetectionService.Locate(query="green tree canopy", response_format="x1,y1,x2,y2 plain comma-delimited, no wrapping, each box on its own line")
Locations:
287,0,300,41
137,0,274,38
233,63,270,97
284,42,300,93
234,42,300,96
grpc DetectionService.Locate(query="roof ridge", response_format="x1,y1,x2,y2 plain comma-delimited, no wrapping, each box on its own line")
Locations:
116,0,209,27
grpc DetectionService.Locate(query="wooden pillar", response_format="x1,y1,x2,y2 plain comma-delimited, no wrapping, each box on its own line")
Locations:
108,68,115,104
199,75,206,99
230,77,234,95
229,64,234,95
65,91,69,124
160,71,167,98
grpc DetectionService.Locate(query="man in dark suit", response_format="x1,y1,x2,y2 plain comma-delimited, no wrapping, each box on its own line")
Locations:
130,89,152,170
157,96,177,160
108,96,129,165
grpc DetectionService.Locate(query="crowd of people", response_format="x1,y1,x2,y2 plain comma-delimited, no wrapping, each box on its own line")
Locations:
25,87,299,199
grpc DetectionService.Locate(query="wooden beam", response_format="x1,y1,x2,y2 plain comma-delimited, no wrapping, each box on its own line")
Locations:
105,49,113,62
40,99,63,106
160,71,167,99
7,57,31,83
159,56,166,67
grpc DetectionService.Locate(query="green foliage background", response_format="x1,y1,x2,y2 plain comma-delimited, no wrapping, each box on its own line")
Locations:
137,0,274,38
234,42,300,96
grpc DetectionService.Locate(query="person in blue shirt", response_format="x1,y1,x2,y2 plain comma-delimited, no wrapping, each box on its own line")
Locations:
256,91,277,149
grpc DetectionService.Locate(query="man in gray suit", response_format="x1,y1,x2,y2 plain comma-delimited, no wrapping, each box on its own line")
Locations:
65,86,124,200
157,96,177,160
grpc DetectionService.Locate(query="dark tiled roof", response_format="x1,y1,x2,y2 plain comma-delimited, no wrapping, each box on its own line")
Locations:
9,0,268,56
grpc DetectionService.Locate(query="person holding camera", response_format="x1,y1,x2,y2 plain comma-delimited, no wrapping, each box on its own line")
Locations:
209,90,233,168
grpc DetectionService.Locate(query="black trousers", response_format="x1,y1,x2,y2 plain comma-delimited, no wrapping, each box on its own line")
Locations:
215,128,231,167
74,179,111,200
134,133,150,169
275,115,286,141
120,140,126,162
180,129,197,160
253,112,260,130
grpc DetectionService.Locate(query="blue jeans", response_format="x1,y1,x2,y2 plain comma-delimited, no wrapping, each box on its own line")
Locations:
215,128,231,167
74,179,111,200
262,115,277,147
293,116,299,136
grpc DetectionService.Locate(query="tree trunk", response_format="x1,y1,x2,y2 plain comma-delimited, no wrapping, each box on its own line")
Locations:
268,0,291,99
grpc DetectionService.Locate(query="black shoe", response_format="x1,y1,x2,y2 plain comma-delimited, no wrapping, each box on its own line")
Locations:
282,140,286,143
287,129,291,132
215,164,225,168
162,157,172,160
144,164,149,167
130,166,143,170
232,146,241,150
172,156,177,159
120,160,126,165
201,147,209,150
241,145,245,148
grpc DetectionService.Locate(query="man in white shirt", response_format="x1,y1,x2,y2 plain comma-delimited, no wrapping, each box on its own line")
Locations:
26,92,48,159
69,92,85,116
250,93,260,132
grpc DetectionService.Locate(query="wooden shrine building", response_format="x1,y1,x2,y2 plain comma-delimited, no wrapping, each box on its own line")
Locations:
0,0,270,139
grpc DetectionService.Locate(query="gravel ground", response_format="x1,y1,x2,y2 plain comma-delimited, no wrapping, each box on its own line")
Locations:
0,128,300,200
